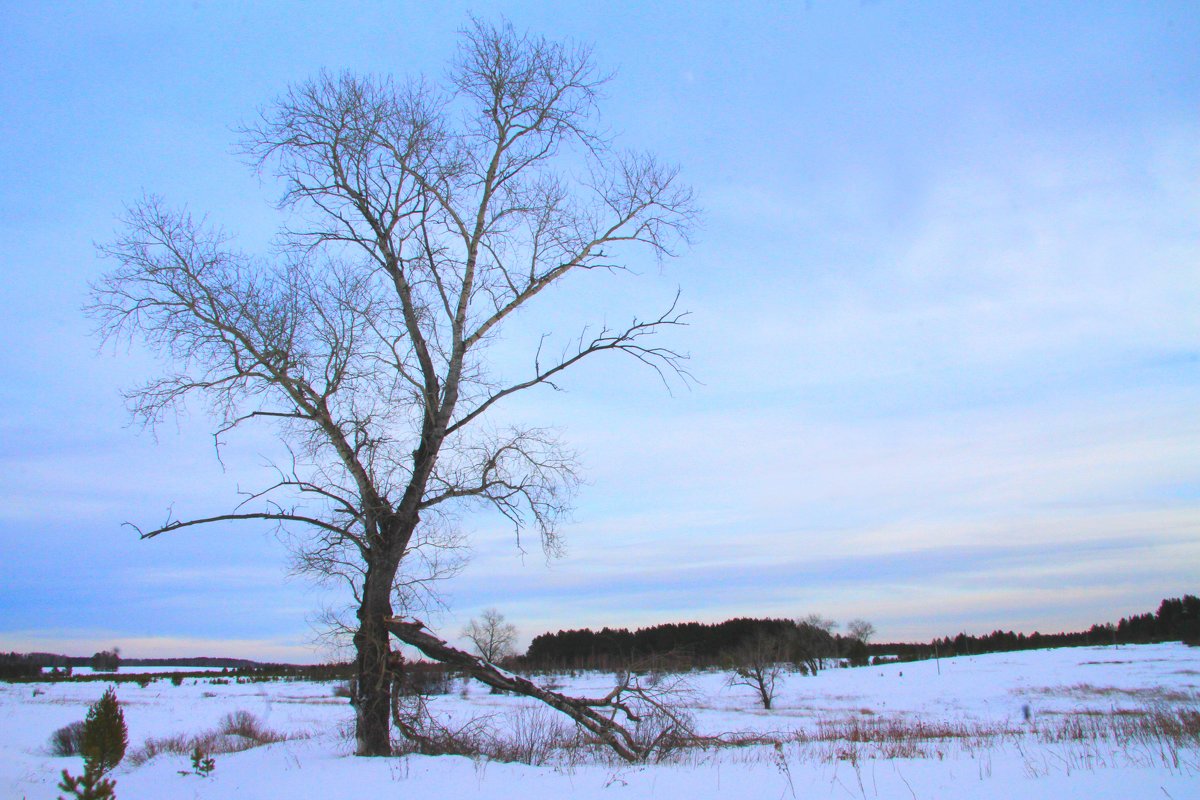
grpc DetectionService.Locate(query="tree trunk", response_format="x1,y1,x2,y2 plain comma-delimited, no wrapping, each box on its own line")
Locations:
353,562,397,756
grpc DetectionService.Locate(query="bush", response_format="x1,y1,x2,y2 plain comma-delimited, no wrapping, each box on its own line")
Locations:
492,705,576,765
220,710,281,743
50,721,87,757
398,663,453,696
127,710,290,766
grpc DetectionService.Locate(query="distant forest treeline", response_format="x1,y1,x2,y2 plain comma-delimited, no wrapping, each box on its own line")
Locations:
0,650,330,681
519,595,1199,670
0,653,263,669
3,595,1195,680
520,617,846,672
886,594,1200,661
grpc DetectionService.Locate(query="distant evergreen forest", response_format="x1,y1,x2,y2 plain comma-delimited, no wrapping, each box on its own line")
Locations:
3,595,1195,680
0,653,263,670
0,651,327,681
888,594,1200,661
521,617,844,671
519,594,1199,671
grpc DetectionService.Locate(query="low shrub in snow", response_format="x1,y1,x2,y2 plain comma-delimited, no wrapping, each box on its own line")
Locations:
128,710,293,766
49,721,87,757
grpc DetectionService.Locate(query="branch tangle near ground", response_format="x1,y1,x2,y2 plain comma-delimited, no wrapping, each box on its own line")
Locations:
386,618,692,762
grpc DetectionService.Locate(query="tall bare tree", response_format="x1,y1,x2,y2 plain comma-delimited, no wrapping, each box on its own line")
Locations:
463,608,518,664
90,18,694,756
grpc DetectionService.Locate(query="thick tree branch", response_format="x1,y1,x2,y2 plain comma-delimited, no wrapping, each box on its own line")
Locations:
132,512,352,540
386,617,689,763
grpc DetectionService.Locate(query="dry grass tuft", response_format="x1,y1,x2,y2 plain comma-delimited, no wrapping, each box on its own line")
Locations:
1026,683,1200,704
127,710,298,766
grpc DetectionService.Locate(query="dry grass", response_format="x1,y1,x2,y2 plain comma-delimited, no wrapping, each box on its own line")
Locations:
392,702,633,766
383,702,1198,773
1035,707,1200,746
645,704,1200,771
127,710,301,766
1025,683,1199,704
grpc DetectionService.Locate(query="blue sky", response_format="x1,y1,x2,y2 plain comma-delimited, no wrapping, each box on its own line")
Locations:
1,1,1197,661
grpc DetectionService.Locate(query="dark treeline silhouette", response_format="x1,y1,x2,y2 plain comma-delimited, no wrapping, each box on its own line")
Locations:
90,648,121,672
521,617,848,671
873,595,1200,661
0,652,266,670
522,595,1197,671
5,595,1195,680
0,652,353,682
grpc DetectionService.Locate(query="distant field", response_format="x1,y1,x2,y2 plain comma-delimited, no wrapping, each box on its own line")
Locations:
3,643,1197,799
58,666,234,676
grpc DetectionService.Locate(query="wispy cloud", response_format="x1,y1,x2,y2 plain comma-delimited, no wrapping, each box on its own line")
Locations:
0,3,1196,657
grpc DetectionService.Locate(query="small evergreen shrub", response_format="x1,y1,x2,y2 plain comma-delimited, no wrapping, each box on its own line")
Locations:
82,687,128,773
190,744,215,776
57,687,127,800
57,764,116,800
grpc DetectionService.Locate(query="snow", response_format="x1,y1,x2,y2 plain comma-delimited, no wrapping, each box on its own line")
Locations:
58,666,233,676
3,643,1197,799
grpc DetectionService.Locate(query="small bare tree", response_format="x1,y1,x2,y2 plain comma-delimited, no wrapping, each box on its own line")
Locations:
726,631,790,710
463,608,518,664
90,17,694,757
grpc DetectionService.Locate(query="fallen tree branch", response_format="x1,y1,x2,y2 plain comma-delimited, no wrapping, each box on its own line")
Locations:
386,617,660,762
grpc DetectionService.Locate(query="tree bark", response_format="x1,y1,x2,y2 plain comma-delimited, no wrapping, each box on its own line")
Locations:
353,562,398,756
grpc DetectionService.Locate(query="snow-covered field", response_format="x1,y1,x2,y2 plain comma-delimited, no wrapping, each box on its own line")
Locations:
55,666,232,676
4,643,1197,799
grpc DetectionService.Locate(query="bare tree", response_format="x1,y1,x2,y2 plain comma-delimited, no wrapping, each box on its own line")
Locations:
463,608,518,664
792,615,838,675
846,619,875,645
725,631,789,710
90,18,694,757
845,618,875,667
